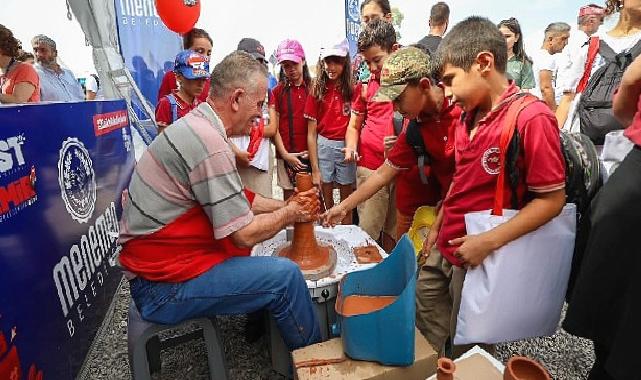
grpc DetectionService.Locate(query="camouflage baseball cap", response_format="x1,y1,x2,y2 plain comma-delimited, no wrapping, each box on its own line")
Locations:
373,47,432,102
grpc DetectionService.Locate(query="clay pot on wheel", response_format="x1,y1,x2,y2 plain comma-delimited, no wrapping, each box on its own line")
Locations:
503,357,551,380
437,357,456,380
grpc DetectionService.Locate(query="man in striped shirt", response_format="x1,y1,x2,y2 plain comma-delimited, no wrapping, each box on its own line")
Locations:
119,51,321,350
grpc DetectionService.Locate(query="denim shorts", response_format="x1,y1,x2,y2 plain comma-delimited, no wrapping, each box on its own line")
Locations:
317,135,356,185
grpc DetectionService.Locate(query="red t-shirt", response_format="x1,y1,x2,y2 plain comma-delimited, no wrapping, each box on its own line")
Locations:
387,102,461,215
352,78,395,170
270,82,309,153
1,62,40,102
438,85,566,266
120,189,256,282
157,70,209,104
155,91,201,125
304,81,355,140
621,91,641,146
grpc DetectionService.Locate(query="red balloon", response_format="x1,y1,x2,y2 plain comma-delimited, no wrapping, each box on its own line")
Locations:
156,0,201,34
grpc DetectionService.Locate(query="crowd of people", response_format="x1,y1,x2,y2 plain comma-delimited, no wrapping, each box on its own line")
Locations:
3,0,641,378
0,26,103,104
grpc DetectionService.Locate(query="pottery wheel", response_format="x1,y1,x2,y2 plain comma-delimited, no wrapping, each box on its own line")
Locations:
276,243,338,281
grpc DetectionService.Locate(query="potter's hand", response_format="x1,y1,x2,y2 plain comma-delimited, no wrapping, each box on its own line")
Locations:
288,188,320,223
283,152,308,171
449,232,498,268
321,205,347,228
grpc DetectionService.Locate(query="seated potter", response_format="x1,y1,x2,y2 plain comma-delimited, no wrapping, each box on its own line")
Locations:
118,51,321,351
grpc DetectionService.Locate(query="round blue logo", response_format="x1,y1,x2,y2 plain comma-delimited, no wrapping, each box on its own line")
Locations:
58,138,96,224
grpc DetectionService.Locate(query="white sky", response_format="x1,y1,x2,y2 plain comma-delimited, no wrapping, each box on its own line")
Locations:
3,0,609,77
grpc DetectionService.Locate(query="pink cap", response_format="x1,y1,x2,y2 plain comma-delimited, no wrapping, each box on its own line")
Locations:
275,39,306,64
579,4,605,18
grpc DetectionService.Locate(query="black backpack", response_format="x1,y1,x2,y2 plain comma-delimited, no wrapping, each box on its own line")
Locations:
578,38,641,145
392,115,431,185
505,95,601,218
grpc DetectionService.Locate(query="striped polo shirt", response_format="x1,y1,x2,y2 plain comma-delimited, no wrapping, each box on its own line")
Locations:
118,102,254,281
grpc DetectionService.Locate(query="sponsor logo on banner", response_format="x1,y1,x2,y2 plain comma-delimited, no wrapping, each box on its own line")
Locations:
0,134,26,178
93,110,129,136
0,134,37,223
52,202,121,337
58,138,97,224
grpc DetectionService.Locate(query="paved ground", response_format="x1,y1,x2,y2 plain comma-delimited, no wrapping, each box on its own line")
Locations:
80,278,594,380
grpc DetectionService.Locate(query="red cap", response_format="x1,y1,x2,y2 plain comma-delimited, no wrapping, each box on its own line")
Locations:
579,4,605,18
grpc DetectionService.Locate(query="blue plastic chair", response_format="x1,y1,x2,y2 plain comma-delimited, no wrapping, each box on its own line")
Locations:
334,235,417,366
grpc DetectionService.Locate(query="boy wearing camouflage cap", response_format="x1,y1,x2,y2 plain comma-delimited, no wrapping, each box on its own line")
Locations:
322,46,461,354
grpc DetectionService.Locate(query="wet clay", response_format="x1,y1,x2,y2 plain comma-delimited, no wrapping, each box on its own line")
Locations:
437,357,456,380
278,173,335,278
503,357,551,380
353,245,383,264
338,295,397,316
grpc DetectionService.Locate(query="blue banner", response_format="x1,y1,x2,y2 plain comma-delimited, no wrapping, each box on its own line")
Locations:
345,0,361,58
0,101,135,379
114,0,182,109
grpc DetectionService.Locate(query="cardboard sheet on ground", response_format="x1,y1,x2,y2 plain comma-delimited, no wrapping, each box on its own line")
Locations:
292,328,437,380
426,346,504,380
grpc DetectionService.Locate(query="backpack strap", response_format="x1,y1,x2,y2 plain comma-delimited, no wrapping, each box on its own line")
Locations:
405,119,431,185
575,37,600,94
493,94,539,216
392,112,404,136
598,39,616,62
166,94,178,124
628,38,641,58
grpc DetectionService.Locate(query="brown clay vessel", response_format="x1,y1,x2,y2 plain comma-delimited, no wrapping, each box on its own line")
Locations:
503,356,551,380
338,295,397,316
278,173,335,278
437,357,456,380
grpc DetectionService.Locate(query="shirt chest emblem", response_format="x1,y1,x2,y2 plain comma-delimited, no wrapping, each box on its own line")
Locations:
481,147,501,175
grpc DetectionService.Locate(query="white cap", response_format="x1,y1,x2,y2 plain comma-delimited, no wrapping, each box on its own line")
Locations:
320,38,349,59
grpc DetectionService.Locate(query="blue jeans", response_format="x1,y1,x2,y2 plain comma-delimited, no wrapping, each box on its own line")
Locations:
129,256,321,350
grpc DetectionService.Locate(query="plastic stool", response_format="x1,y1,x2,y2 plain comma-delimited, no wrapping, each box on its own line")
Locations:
127,301,228,380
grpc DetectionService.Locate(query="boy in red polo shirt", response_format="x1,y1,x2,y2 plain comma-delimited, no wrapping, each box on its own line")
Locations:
323,47,460,350
156,50,210,133
344,19,398,250
426,17,566,356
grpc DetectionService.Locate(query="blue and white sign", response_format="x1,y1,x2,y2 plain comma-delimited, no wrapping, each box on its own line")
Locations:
114,0,182,109
345,0,361,57
0,101,134,379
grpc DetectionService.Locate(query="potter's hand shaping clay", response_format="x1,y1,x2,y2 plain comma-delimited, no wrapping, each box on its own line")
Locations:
288,188,320,223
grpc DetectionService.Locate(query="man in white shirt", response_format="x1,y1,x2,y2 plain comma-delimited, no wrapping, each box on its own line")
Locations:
556,4,606,101
85,73,104,100
31,35,84,102
532,22,571,110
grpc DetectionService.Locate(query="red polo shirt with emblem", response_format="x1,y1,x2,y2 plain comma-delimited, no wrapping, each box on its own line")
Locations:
155,91,202,125
352,77,395,170
437,84,566,267
304,81,355,140
386,101,461,215
270,82,309,154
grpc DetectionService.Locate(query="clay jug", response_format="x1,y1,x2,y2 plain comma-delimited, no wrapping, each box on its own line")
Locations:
503,357,551,380
437,357,456,380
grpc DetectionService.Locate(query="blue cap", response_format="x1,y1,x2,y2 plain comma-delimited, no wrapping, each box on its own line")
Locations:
174,50,210,79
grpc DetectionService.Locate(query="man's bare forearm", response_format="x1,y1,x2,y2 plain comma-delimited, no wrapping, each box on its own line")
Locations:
231,205,297,247
252,194,286,215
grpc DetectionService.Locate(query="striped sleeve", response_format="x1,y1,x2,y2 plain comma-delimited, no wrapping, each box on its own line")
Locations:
189,150,253,239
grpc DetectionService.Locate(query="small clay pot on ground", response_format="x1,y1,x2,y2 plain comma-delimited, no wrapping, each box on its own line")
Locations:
503,357,551,380
437,357,456,380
